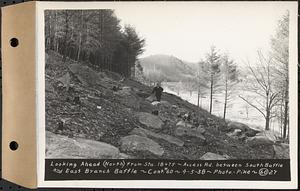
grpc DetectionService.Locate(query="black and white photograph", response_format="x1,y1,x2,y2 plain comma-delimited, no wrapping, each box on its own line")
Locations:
44,3,292,162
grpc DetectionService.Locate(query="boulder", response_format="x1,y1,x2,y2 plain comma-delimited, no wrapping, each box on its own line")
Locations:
130,127,184,147
136,112,164,129
200,152,229,160
124,96,141,109
160,100,170,106
175,126,206,140
247,130,278,147
151,100,171,107
246,135,275,147
140,101,155,113
120,135,164,156
69,64,101,86
226,129,242,138
227,121,249,131
115,88,141,110
175,121,206,140
146,94,155,102
57,72,71,90
136,91,150,98
119,153,133,159
195,126,206,134
227,121,260,137
46,131,120,159
256,131,278,142
171,105,178,109
103,69,123,81
227,121,250,132
244,129,260,137
176,121,193,128
273,143,289,159
151,101,161,106
115,86,132,96
45,78,56,97
130,128,147,137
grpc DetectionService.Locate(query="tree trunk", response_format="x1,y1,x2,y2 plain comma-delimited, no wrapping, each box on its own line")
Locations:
56,42,59,53
209,74,213,114
283,93,288,139
53,12,57,51
265,110,270,130
197,87,200,107
63,11,69,61
223,77,228,119
223,95,227,120
200,96,203,107
286,118,289,141
280,97,284,138
77,11,83,62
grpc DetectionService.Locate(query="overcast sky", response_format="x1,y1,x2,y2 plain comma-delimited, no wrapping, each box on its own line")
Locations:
114,2,291,64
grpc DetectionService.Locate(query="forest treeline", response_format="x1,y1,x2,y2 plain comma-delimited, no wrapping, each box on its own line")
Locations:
45,10,145,77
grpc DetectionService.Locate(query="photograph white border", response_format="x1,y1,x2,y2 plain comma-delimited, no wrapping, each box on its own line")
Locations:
36,1,298,189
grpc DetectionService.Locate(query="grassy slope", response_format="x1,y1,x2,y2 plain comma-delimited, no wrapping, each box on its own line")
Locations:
46,51,274,159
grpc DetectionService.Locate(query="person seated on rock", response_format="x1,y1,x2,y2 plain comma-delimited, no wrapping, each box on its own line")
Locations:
152,82,164,102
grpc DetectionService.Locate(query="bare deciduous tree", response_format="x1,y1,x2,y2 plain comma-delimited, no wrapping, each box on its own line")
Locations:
240,51,280,130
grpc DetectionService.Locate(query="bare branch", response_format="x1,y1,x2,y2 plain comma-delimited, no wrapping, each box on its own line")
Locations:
239,95,266,118
248,64,268,91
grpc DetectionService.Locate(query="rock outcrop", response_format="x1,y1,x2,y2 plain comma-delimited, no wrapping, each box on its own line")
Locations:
69,64,102,86
146,94,156,102
115,86,132,96
256,131,278,142
120,135,164,156
246,130,279,147
247,135,274,147
200,152,229,160
273,143,289,159
130,127,184,147
46,131,120,159
115,86,141,109
175,121,206,140
57,72,71,90
136,112,164,129
227,121,259,137
226,129,242,138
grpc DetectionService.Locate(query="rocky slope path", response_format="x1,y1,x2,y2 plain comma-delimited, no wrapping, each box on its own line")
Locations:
45,51,289,160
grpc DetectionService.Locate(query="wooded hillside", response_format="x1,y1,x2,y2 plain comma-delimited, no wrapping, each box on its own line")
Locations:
45,10,145,77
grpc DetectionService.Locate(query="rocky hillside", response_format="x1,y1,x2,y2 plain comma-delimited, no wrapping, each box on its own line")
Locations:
46,51,289,160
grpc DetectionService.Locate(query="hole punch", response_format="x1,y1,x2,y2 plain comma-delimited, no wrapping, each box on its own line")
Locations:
10,38,19,47
9,141,19,151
